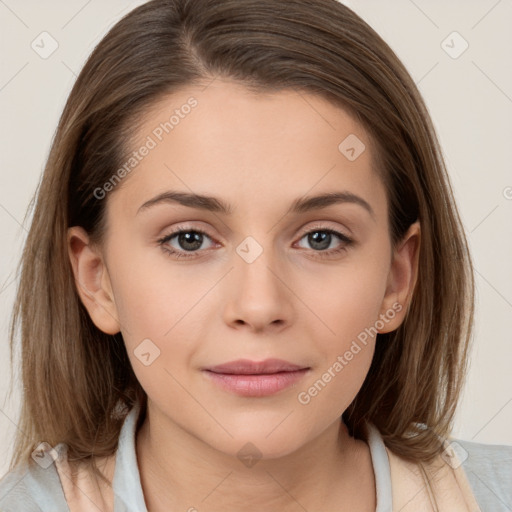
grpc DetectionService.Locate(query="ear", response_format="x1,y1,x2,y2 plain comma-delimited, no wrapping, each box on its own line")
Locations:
378,221,421,333
67,226,121,335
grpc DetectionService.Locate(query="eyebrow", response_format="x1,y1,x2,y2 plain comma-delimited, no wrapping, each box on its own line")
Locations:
137,190,375,219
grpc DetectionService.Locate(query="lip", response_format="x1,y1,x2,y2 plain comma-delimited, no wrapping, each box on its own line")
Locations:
202,359,310,397
205,358,307,375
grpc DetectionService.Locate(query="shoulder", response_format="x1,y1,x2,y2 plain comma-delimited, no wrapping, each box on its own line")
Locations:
0,445,70,511
453,437,512,511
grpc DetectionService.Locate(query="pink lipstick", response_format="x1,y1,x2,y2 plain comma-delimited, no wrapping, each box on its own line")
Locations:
203,358,310,397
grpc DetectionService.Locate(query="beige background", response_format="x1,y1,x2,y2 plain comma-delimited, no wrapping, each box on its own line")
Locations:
1,0,511,476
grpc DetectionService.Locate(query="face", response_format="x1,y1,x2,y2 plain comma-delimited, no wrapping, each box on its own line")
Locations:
68,78,419,459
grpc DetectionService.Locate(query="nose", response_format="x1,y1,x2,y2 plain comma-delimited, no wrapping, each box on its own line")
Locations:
222,240,294,333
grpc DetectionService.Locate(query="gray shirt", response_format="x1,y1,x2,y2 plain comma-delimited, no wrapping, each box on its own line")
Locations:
1,404,511,511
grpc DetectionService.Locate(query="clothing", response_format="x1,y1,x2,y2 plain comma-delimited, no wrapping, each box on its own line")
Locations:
0,401,511,511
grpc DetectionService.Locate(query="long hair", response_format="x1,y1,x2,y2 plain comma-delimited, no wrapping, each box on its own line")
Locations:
7,0,474,480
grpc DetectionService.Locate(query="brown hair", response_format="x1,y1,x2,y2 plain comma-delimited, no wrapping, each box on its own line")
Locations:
7,0,474,482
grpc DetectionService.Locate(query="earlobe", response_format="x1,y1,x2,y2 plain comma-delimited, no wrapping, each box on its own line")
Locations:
378,221,421,333
67,226,121,335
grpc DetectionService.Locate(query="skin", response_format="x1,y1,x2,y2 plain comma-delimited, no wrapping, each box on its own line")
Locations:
68,78,420,511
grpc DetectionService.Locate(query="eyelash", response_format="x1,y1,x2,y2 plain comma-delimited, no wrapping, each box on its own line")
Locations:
156,224,354,261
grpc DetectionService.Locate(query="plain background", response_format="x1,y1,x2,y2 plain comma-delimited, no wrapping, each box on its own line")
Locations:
0,0,511,476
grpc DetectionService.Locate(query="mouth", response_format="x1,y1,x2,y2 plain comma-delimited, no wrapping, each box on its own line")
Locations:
202,359,310,397
204,358,309,375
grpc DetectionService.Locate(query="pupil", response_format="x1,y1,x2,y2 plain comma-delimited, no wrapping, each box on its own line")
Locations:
179,232,203,251
309,231,330,250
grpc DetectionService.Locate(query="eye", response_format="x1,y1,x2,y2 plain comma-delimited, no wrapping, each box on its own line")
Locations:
157,227,217,260
157,224,354,261
295,226,354,258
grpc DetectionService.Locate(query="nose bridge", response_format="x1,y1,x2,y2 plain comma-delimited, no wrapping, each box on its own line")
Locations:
223,232,293,329
234,233,281,294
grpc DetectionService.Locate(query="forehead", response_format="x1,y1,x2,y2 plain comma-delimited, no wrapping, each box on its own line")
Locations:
107,78,386,222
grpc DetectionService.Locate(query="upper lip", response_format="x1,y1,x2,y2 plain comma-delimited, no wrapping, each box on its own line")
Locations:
204,358,308,375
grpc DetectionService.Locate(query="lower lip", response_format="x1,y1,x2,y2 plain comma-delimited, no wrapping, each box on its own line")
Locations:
203,369,309,397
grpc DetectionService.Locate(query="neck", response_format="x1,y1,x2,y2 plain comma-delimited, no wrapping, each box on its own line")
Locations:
135,403,376,512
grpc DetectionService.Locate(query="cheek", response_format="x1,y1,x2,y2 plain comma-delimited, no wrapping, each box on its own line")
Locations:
108,239,205,336
296,283,382,427
111,266,197,402
296,252,389,342
292,248,389,416
107,247,213,386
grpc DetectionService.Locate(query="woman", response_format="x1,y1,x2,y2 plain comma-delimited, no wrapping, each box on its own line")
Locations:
1,0,510,510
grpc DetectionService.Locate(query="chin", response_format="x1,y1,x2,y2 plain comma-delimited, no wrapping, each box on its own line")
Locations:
201,422,310,462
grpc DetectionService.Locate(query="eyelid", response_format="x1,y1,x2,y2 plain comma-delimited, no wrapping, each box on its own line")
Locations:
157,224,219,246
159,220,352,243
297,221,352,237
